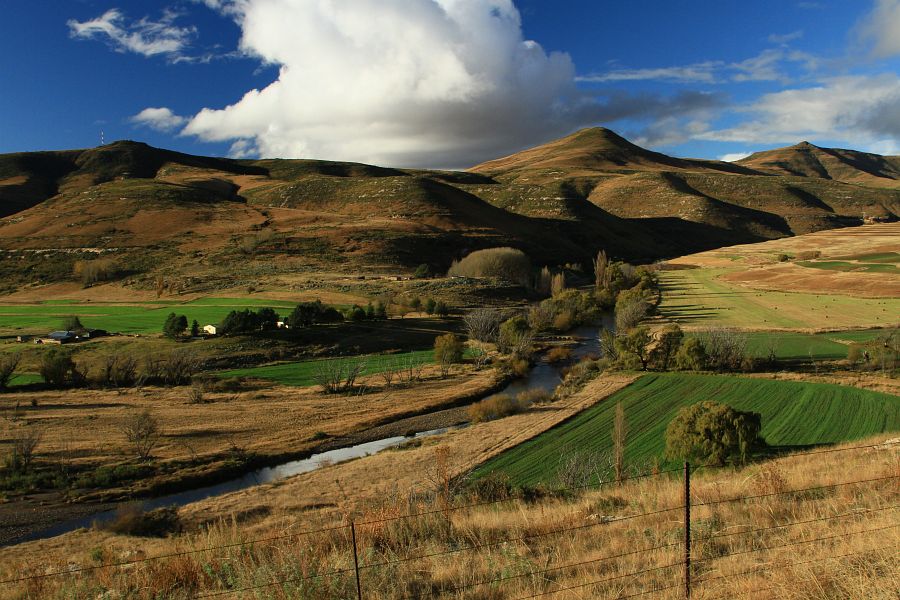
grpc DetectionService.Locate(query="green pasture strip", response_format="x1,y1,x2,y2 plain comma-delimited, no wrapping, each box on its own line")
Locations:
0,297,299,335
8,373,43,387
796,261,898,273
658,269,900,329
218,350,436,386
831,252,899,263
739,329,885,361
474,373,900,487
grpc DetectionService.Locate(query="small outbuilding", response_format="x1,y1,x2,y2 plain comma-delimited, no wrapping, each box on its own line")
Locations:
203,324,218,336
36,331,77,345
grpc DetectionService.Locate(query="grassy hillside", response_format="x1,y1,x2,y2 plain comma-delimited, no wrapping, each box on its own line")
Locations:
738,141,900,187
1,130,898,296
474,374,900,486
657,267,899,329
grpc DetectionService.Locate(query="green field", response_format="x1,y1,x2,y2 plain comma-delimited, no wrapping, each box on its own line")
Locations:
740,329,887,360
474,374,900,486
659,268,900,329
8,373,43,387
0,297,298,335
218,348,474,387
796,260,898,273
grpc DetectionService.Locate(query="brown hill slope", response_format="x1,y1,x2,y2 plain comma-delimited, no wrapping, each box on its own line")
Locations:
0,141,661,292
738,141,900,187
0,132,898,294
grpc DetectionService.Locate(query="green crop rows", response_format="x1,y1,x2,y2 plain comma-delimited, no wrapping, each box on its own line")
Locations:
474,373,900,487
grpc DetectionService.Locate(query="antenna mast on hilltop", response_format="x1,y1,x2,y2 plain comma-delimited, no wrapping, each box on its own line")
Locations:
99,130,105,146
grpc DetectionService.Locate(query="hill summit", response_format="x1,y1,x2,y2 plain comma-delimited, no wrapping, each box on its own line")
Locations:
0,129,897,293
738,141,900,187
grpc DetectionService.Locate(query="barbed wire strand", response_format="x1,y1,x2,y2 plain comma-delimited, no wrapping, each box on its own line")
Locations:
2,442,895,587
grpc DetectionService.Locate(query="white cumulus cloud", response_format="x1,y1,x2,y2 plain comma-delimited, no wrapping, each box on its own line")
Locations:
718,152,752,162
130,107,188,132
181,0,584,167
857,0,900,58
699,74,900,150
68,8,197,59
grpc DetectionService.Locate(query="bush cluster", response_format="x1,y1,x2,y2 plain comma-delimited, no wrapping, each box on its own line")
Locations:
219,308,279,335
467,392,533,423
448,247,531,286
286,301,344,327
665,401,764,465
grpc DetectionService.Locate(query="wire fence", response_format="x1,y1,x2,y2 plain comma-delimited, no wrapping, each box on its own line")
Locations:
2,439,897,598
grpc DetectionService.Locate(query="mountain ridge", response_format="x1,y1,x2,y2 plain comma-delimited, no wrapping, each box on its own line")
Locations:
0,129,897,293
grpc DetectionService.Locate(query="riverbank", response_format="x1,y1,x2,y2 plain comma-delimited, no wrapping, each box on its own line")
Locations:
0,365,505,545
0,373,638,568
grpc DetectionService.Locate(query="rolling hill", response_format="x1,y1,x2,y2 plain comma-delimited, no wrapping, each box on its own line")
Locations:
0,130,897,295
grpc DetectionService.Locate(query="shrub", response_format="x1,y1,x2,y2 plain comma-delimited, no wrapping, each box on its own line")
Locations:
99,504,181,537
516,388,552,404
424,298,437,315
550,272,566,297
700,328,748,372
614,327,652,370
219,308,279,335
287,301,343,328
434,301,450,317
5,424,42,472
448,247,531,286
546,347,572,363
674,337,707,371
539,290,600,332
434,333,464,377
650,324,684,370
508,357,531,378
409,297,423,312
464,308,503,343
665,401,763,465
162,313,188,339
527,304,554,332
122,410,161,461
61,315,83,331
348,305,367,321
614,288,651,332
314,358,366,394
552,310,574,333
498,316,533,357
40,348,83,388
413,264,431,279
97,353,138,388
462,472,516,502
536,266,552,296
73,257,119,287
467,394,531,423
0,353,20,390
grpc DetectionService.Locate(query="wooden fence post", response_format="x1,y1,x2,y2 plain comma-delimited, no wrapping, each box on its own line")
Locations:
684,461,692,599
351,521,363,600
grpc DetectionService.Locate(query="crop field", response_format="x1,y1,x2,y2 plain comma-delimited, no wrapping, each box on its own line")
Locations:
0,297,298,335
796,252,899,273
658,267,899,329
474,373,900,486
218,348,479,387
739,329,888,360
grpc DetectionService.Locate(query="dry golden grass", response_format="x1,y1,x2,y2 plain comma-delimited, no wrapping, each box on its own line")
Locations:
0,366,499,494
668,222,900,298
0,431,895,599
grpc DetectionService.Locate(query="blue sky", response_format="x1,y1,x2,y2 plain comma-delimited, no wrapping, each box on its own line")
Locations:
2,0,900,168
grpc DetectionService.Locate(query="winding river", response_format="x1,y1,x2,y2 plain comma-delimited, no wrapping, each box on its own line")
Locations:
11,322,607,545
